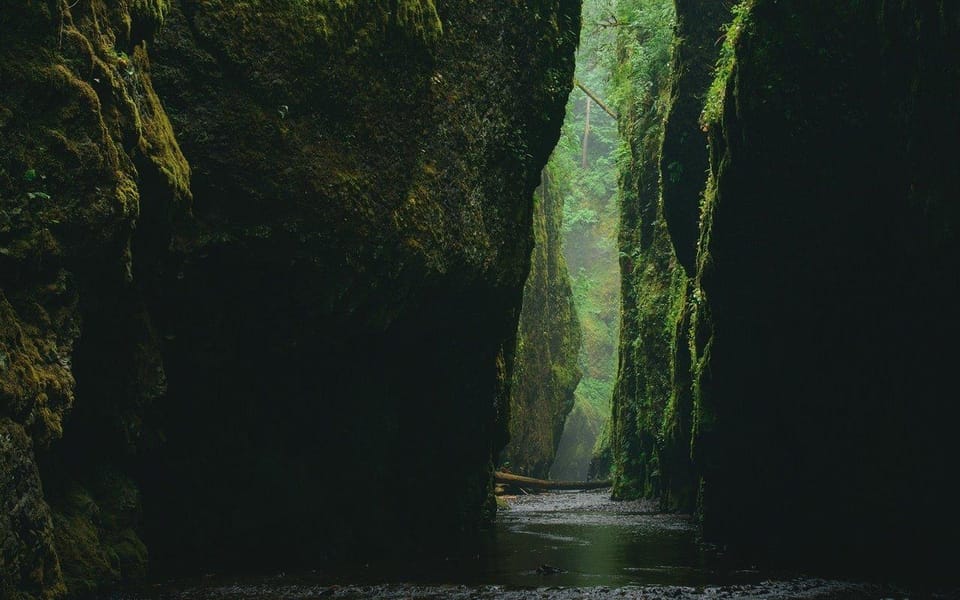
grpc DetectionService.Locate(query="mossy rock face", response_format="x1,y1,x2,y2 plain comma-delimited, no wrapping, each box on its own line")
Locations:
0,284,78,448
609,0,960,575
1,1,189,597
3,0,580,590
605,0,687,505
551,399,602,480
502,170,582,479
658,0,728,275
689,0,960,575
49,471,147,596
607,0,724,513
137,0,580,570
0,418,64,600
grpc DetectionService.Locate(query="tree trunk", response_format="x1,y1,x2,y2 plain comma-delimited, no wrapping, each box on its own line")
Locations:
495,471,612,491
582,97,592,168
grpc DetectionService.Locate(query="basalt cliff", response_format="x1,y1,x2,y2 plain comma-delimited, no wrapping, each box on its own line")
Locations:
0,1,580,596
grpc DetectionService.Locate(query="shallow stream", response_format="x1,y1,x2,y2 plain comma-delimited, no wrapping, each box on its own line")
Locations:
110,490,916,599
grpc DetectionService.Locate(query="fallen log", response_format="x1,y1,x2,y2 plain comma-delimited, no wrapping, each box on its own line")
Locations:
573,79,618,120
494,471,612,491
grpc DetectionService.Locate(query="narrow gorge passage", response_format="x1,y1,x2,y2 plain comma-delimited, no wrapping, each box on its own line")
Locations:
501,0,621,484
3,1,960,599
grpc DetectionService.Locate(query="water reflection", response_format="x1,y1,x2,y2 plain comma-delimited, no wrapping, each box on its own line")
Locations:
480,490,717,588
113,491,886,599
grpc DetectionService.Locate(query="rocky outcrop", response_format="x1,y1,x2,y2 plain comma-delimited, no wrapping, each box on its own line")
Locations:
623,0,727,513
606,0,681,503
139,0,579,569
502,170,582,478
692,0,960,575
658,1,728,275
551,399,603,480
1,1,189,597
2,0,580,596
611,0,960,578
1,418,62,599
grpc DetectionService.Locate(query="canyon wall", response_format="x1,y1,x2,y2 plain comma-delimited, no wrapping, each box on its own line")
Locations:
1,2,189,596
606,0,679,503
142,0,579,569
502,170,581,479
611,0,960,576
692,0,960,574
0,1,580,596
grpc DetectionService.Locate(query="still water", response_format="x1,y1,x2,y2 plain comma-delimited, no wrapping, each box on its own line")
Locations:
481,491,718,587
112,491,895,599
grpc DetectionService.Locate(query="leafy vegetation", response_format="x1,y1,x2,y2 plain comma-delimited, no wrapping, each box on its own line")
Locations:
543,0,680,482
543,0,622,480
604,0,677,498
503,170,582,479
701,1,751,127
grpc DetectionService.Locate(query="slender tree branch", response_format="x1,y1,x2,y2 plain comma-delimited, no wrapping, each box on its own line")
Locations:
574,79,618,120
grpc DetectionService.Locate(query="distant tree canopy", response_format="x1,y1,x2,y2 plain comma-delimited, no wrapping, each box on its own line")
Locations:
511,0,677,481
549,0,659,479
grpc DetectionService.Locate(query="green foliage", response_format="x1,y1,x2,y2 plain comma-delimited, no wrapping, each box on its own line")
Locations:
543,0,676,482
607,0,675,124
539,0,624,478
576,376,613,413
504,170,582,479
605,0,676,499
701,1,752,127
395,0,443,42
565,206,600,228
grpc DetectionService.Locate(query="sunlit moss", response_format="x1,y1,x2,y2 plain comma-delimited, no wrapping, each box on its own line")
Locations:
700,1,753,128
606,0,677,501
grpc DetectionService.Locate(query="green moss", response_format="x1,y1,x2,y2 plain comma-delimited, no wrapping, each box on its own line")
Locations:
137,0,580,569
607,0,678,501
0,418,65,600
684,0,960,572
396,0,443,42
51,472,147,596
198,0,441,72
1,1,190,596
0,288,78,446
658,273,689,433
52,487,116,594
503,169,582,478
657,0,729,275
588,415,612,479
130,44,192,208
131,0,169,23
126,0,170,41
701,1,752,127
689,171,717,457
4,0,584,590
